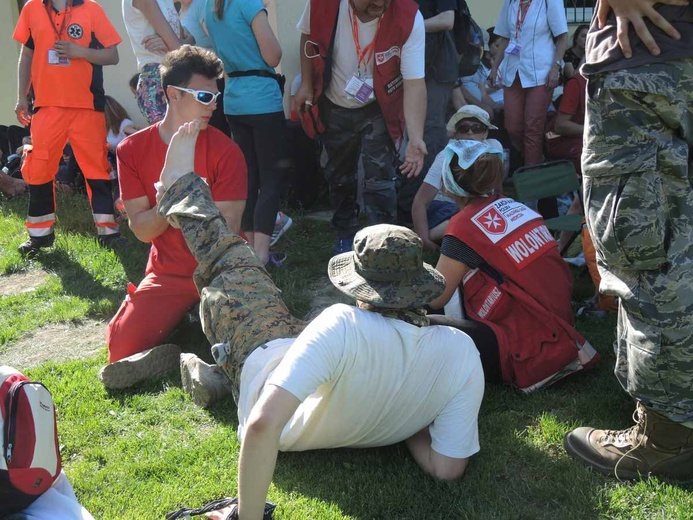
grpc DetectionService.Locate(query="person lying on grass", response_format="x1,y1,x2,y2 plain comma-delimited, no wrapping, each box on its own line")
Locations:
155,120,485,520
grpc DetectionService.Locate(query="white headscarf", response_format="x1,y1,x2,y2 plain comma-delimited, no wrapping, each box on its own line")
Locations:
442,139,503,197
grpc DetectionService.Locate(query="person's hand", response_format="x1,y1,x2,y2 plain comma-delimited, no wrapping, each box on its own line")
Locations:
400,138,427,178
488,66,499,88
154,181,166,205
205,504,237,519
15,98,31,126
545,63,561,89
291,81,314,115
54,41,86,59
142,34,168,55
422,237,440,251
597,0,688,57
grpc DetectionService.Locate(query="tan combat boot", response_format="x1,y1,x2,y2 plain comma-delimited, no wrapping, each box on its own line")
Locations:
564,402,693,481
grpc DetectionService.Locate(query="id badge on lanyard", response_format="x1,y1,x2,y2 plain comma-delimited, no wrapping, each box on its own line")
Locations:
508,0,531,56
48,49,70,66
344,5,380,104
46,0,73,66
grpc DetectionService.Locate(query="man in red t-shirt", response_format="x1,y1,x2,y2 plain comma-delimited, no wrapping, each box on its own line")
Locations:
12,0,122,254
100,45,247,389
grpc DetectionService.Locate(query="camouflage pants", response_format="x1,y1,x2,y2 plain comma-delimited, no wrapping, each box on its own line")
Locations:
157,173,306,402
582,59,693,423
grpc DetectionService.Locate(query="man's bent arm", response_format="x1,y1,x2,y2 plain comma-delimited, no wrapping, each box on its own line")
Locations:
238,386,301,520
54,43,119,66
124,196,169,243
405,427,469,481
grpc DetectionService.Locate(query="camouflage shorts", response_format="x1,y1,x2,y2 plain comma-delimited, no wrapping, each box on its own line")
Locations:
582,58,693,422
158,173,306,402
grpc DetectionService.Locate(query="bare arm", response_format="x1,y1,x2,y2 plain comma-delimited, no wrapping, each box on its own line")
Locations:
596,0,687,57
563,61,576,78
54,43,119,66
214,200,245,234
451,85,467,111
400,78,428,178
546,33,568,88
15,45,33,126
292,33,315,114
488,37,509,87
123,196,169,243
412,183,441,251
251,10,282,68
405,427,469,480
554,112,584,137
238,386,301,520
429,254,469,309
133,0,183,51
423,10,455,32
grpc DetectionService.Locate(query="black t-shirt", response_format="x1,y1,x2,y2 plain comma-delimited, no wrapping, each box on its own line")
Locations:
583,4,693,76
417,0,459,82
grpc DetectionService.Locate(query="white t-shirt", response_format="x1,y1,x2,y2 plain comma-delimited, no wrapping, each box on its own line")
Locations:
19,472,94,520
424,138,503,202
107,118,134,149
122,0,182,70
297,0,425,109
238,304,484,459
494,0,568,88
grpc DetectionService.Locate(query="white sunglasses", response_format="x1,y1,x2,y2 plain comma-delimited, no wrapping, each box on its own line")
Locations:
170,85,220,105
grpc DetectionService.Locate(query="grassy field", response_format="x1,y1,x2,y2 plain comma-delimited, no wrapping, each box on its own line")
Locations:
1,191,692,519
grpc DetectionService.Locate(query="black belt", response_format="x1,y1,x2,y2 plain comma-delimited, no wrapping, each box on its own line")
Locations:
227,70,286,95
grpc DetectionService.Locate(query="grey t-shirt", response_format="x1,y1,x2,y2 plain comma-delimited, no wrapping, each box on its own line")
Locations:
582,4,693,76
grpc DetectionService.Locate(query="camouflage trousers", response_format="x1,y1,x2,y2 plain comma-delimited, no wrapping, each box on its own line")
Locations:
582,58,693,423
157,173,306,403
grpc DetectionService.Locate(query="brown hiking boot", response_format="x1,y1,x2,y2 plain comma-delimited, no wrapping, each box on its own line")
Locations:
179,353,234,408
564,402,693,481
99,344,181,390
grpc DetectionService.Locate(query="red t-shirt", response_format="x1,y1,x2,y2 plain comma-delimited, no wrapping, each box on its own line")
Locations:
13,0,122,111
117,124,247,278
557,74,587,126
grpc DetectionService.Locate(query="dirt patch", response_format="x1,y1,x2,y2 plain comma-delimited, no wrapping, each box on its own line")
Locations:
0,270,51,297
0,319,106,369
304,276,353,321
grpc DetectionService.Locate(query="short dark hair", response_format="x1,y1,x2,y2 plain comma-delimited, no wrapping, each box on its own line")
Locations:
160,45,224,99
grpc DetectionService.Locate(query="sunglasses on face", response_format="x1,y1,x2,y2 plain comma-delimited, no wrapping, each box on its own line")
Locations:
456,123,487,134
170,85,220,105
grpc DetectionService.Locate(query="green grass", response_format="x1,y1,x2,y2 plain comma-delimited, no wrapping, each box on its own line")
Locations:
1,191,692,519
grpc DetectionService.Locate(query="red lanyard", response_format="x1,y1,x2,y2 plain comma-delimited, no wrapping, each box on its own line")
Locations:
350,3,383,72
45,0,73,41
515,0,532,39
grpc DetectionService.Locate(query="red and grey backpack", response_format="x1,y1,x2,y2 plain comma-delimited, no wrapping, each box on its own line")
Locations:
0,366,61,515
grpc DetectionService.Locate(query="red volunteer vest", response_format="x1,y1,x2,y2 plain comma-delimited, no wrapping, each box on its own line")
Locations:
304,0,418,144
446,196,599,391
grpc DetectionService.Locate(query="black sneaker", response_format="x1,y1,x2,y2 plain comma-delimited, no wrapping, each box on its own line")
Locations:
97,233,126,250
18,233,55,256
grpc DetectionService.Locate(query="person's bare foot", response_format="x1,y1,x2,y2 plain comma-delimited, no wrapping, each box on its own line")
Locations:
160,119,201,189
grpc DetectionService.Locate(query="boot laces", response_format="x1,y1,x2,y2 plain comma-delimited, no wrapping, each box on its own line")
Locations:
613,406,648,481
